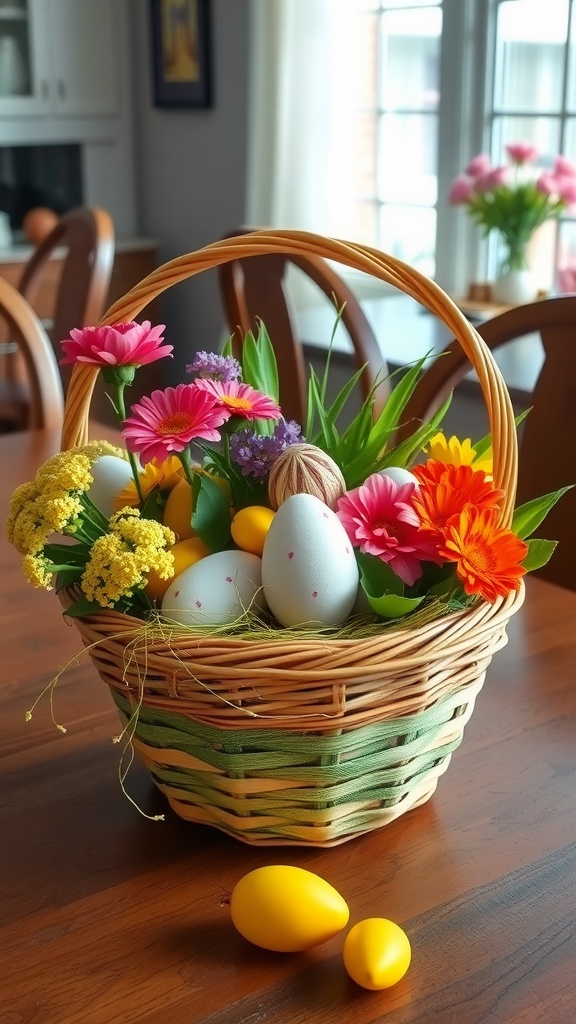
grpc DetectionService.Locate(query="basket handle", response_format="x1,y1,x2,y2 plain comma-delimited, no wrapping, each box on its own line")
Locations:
61,229,518,525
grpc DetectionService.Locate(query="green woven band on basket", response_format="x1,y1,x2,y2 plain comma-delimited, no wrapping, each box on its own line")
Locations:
111,682,476,842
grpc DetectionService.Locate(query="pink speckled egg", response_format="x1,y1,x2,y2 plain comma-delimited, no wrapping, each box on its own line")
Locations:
161,550,266,627
261,493,359,628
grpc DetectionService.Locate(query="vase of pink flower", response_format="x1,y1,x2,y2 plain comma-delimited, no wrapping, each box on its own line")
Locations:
449,142,576,304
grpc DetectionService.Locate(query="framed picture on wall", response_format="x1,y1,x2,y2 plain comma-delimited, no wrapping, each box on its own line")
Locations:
150,0,212,108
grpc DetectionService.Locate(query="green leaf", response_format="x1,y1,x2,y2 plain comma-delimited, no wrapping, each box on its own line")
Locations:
512,485,574,540
191,472,231,550
63,597,104,618
139,485,165,523
365,591,425,619
522,538,558,572
356,551,424,618
55,568,84,592
241,322,279,402
308,369,340,455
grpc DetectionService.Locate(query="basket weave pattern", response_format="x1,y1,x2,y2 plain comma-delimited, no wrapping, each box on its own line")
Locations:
59,230,524,846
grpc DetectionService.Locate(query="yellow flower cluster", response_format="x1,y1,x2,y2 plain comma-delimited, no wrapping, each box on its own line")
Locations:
81,508,176,608
6,440,125,591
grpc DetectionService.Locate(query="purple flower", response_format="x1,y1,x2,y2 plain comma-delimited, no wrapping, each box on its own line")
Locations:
186,350,242,382
229,419,304,479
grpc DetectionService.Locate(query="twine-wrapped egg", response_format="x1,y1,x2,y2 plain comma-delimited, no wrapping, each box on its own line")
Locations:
268,443,346,510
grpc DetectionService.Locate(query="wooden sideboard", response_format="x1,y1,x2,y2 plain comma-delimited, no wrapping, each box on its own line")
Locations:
0,240,164,426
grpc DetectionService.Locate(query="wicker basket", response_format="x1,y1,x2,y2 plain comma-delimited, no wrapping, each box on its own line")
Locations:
59,229,524,847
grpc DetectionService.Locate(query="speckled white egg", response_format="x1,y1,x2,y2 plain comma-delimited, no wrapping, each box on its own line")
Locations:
161,550,266,627
379,466,419,488
87,455,135,518
261,493,359,628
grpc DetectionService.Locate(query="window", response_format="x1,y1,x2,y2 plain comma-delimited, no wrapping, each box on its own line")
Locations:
247,0,576,294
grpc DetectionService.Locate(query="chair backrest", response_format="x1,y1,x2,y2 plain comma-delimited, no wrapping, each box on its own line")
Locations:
217,227,389,424
0,276,63,431
398,294,576,589
18,205,115,367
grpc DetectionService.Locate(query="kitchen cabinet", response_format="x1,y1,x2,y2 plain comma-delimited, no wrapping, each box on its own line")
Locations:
0,0,117,118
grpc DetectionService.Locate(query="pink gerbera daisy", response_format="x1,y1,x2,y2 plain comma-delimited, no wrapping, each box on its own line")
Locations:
60,321,173,367
336,473,441,586
122,384,231,464
193,378,281,421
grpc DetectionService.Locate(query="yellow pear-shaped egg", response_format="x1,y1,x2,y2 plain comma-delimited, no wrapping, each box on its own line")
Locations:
230,865,349,952
343,918,411,990
231,505,275,555
145,537,211,600
163,478,195,541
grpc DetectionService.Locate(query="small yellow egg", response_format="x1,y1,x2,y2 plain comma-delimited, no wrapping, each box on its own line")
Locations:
230,865,349,952
231,505,275,556
163,478,195,541
343,918,411,990
145,537,211,600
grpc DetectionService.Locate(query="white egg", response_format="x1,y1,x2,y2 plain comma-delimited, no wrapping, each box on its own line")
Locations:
261,493,359,628
161,550,266,627
87,455,135,518
379,466,419,488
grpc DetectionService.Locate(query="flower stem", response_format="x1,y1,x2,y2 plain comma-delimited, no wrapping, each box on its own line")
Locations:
115,381,144,503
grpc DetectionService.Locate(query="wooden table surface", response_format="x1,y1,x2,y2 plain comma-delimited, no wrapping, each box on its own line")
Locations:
1,428,576,1024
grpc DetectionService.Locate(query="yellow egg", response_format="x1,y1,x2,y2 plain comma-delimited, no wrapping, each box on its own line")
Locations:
145,537,211,600
230,865,349,952
230,505,275,556
343,918,411,990
163,478,195,541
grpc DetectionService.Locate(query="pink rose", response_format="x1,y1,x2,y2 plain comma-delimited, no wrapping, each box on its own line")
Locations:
554,155,576,178
474,166,509,193
465,153,491,177
448,174,474,205
505,142,539,165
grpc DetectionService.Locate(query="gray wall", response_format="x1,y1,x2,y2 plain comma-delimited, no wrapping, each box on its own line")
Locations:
128,0,251,383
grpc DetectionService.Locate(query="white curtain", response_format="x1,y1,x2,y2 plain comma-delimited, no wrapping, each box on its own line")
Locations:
246,0,360,236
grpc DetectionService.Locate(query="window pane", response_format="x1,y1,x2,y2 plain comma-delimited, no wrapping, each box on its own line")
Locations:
491,116,561,164
380,0,440,8
493,0,568,113
566,7,576,110
379,204,436,277
377,112,438,204
379,7,441,111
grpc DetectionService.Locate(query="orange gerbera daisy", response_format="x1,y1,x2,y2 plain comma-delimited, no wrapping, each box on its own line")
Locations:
439,507,528,603
412,461,504,540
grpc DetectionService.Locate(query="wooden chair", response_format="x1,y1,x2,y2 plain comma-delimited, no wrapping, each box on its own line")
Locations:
0,205,115,429
397,295,576,590
0,277,63,432
217,227,389,424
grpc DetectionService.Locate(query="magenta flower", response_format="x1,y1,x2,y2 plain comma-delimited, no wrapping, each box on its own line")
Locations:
465,153,491,177
554,155,576,178
505,142,539,165
193,378,282,421
474,166,510,192
121,383,231,464
448,175,474,205
336,473,441,586
60,321,173,367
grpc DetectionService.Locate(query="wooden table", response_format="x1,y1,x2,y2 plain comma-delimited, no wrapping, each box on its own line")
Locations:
1,429,576,1024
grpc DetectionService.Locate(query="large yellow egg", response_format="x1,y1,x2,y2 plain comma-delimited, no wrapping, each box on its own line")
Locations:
342,918,411,990
230,505,275,556
145,537,211,600
230,865,349,952
163,478,195,541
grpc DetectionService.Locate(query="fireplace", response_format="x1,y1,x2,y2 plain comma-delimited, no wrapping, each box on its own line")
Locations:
0,143,83,241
